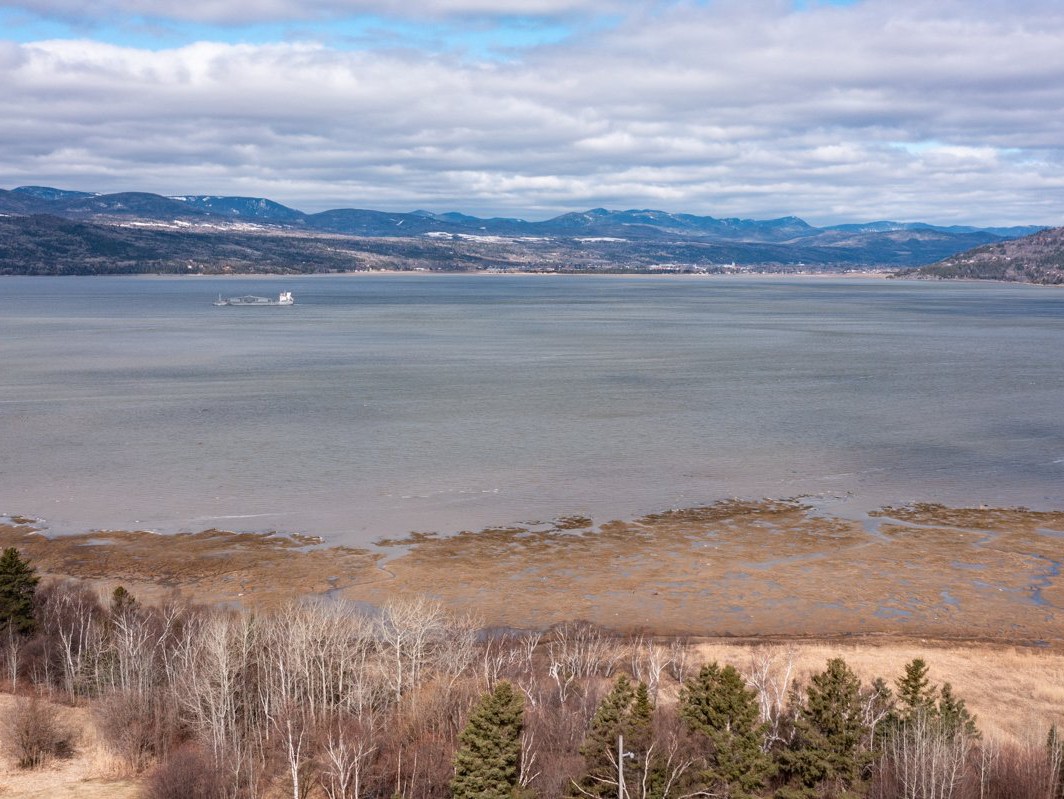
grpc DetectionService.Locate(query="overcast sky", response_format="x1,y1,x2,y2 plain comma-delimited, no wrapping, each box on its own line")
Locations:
1,0,1062,225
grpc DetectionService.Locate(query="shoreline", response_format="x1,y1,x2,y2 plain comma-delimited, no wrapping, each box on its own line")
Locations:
4,270,1058,285
4,497,1062,647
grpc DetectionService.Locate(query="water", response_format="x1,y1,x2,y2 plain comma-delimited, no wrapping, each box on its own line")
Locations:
1,274,1062,545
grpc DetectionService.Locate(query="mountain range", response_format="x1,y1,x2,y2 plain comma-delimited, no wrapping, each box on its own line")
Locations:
0,185,1053,276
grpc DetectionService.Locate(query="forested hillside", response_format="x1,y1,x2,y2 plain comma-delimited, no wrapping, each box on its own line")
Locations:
904,226,1064,284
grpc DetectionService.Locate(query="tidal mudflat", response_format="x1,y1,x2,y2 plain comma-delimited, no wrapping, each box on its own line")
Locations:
6,499,1062,644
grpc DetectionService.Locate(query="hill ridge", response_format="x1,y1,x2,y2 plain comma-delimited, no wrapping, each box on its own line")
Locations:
0,185,1055,277
903,226,1064,285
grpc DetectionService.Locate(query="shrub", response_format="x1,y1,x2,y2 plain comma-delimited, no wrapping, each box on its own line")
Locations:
93,688,183,773
143,745,226,799
2,694,75,769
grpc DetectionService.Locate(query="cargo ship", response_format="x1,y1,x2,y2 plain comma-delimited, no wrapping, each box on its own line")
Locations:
213,291,294,307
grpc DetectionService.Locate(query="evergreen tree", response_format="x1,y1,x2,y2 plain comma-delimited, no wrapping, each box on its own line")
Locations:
893,660,978,741
452,681,525,799
895,659,937,722
776,658,868,798
0,548,39,636
110,585,137,618
936,682,978,739
629,680,654,754
573,675,658,799
680,662,772,798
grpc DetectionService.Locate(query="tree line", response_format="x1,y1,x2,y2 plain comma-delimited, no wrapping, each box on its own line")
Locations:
1,546,1062,798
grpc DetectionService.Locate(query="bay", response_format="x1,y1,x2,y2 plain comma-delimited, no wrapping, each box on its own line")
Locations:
1,274,1061,545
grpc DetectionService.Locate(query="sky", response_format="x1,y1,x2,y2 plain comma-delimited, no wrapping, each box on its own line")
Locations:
1,0,1063,225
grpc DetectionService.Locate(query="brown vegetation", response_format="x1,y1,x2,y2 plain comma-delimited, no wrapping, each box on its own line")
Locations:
4,499,1064,644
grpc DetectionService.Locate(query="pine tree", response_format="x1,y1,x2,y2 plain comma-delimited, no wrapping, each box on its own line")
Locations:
452,681,525,799
0,548,39,636
680,662,772,799
776,657,868,798
895,659,937,722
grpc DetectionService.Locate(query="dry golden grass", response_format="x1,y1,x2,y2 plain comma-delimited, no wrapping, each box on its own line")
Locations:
0,695,139,799
696,640,1064,745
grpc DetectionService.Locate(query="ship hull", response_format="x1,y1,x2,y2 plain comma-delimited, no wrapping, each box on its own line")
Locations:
213,292,294,306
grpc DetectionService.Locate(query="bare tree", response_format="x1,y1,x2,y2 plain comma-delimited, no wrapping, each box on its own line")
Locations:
276,704,312,799
3,625,24,692
375,596,446,704
480,631,523,689
546,621,621,704
968,736,1064,799
437,610,481,690
666,637,691,685
743,644,797,749
879,712,972,799
319,714,377,799
41,582,105,701
629,637,671,704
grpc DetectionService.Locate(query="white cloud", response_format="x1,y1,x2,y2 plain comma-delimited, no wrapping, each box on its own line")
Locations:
0,0,622,24
2,0,1064,224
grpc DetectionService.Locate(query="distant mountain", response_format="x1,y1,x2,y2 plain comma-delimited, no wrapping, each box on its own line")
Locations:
0,184,1052,276
11,186,97,202
902,226,1064,284
826,220,1045,237
170,195,306,222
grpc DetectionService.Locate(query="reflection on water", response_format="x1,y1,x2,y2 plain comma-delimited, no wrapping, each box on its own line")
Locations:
1,274,1062,545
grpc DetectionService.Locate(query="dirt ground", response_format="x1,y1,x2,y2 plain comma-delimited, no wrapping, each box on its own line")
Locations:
3,499,1063,643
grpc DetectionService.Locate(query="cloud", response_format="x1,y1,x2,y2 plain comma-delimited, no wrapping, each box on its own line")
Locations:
0,0,622,24
1,0,1063,224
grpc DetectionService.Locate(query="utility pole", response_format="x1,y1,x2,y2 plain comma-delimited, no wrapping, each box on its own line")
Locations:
617,733,625,799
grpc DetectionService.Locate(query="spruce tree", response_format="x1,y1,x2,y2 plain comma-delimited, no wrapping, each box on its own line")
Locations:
776,657,868,798
0,548,39,636
895,658,937,722
629,680,654,754
937,682,979,739
894,660,978,740
680,662,772,798
452,681,525,799
573,675,656,799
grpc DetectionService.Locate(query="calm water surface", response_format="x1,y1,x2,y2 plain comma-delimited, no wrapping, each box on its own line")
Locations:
1,274,1062,545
